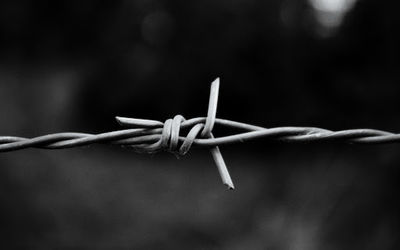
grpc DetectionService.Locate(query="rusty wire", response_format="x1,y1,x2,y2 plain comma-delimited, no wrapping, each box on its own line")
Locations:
1,78,400,189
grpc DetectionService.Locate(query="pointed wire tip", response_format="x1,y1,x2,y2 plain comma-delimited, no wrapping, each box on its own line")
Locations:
115,116,132,124
225,183,235,190
115,116,124,124
211,77,220,88
115,116,163,128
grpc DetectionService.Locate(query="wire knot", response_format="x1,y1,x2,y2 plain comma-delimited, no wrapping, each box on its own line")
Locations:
126,114,211,156
158,115,205,156
116,78,235,189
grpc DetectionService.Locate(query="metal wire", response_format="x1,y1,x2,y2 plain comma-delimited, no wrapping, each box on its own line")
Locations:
1,117,399,153
1,78,399,189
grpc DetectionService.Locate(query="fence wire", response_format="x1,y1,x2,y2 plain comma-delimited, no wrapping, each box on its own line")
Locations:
1,78,399,189
1,117,399,153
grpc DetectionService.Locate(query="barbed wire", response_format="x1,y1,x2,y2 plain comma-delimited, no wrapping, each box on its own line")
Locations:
1,78,400,189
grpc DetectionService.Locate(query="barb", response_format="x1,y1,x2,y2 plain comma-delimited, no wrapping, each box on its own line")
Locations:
1,78,400,189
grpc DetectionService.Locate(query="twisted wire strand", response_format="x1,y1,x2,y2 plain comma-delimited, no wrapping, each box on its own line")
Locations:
1,77,399,189
1,116,399,153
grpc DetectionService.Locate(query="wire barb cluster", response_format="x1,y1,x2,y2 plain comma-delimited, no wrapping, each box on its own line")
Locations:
2,78,400,189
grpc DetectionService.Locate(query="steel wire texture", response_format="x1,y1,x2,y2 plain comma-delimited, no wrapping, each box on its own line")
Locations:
1,78,400,189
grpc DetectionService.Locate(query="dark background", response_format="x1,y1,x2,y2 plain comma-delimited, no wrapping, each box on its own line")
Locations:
0,0,399,249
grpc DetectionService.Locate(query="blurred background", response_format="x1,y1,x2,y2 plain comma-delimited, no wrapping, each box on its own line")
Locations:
0,0,399,249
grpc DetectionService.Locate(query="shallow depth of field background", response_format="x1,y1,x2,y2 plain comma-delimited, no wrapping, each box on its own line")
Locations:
0,0,399,249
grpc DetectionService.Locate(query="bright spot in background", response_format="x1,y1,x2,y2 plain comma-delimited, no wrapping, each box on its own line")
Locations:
310,0,356,13
309,0,358,35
